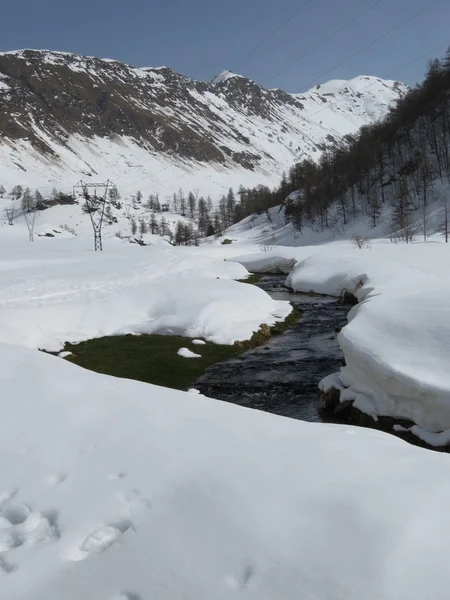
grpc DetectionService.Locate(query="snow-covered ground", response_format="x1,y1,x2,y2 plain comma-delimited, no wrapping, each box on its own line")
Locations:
3,201,450,597
4,341,450,600
0,221,290,351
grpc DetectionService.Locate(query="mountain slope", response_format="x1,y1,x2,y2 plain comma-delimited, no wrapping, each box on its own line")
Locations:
0,49,406,198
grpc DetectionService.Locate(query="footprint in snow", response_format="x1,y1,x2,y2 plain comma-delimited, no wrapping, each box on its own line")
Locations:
0,555,16,575
109,472,127,481
47,473,68,486
0,500,60,552
226,564,256,590
70,518,133,562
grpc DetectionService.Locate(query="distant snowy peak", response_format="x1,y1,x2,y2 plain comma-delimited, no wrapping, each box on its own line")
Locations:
304,75,406,97
211,70,245,84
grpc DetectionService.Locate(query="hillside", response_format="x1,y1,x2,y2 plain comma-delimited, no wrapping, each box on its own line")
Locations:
226,51,450,247
0,49,405,199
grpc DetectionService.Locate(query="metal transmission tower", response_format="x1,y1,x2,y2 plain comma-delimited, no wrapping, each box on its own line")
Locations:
73,180,116,251
4,207,14,225
23,197,37,241
124,203,132,220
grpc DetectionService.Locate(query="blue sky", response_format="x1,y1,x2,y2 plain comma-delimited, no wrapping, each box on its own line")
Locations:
0,0,448,91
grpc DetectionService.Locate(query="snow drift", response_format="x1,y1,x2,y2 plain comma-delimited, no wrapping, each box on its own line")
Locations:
0,229,291,350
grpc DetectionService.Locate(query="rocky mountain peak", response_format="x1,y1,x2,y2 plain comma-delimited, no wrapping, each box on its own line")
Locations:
0,49,407,195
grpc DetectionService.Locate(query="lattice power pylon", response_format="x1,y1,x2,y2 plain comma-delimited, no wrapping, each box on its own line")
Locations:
22,197,37,241
73,179,116,251
4,207,14,226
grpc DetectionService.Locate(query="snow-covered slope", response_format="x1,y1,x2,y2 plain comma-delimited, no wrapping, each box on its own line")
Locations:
0,49,406,198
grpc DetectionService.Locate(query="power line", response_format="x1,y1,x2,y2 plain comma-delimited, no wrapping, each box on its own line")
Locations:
269,0,383,82
242,0,315,60
298,0,443,92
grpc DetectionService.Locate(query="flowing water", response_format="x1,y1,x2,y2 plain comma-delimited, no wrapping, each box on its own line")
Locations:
195,275,349,421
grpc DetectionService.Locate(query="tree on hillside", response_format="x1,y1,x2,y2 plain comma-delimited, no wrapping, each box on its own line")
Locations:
175,220,185,245
159,216,170,237
213,213,223,237
11,185,23,199
139,218,148,236
197,197,210,237
188,191,196,219
184,223,193,246
442,195,449,243
21,188,34,212
109,187,121,209
0,185,5,198
226,187,235,226
130,217,137,236
150,213,159,234
179,189,186,217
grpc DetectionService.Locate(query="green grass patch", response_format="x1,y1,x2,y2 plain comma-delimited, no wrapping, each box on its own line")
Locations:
237,273,261,285
58,303,302,391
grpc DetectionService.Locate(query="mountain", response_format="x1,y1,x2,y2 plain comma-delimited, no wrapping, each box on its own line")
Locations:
0,49,406,199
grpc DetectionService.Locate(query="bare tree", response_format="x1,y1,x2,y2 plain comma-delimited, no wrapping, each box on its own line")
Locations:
351,234,370,249
260,234,275,252
139,218,148,236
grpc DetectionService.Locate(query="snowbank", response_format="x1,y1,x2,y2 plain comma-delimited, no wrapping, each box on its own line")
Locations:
129,277,290,345
0,233,291,350
285,241,450,441
2,341,450,599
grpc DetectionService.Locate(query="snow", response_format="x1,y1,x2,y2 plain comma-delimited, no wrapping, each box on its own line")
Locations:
211,69,245,84
2,193,450,596
0,225,291,351
192,339,206,345
177,347,201,358
3,341,450,599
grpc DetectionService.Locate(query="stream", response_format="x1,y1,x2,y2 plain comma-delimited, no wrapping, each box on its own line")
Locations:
195,275,349,421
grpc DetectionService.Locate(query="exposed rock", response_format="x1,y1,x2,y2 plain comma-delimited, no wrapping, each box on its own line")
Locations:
318,386,450,452
0,50,407,187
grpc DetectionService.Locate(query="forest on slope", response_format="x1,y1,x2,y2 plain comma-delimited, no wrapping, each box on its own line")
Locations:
231,49,450,241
